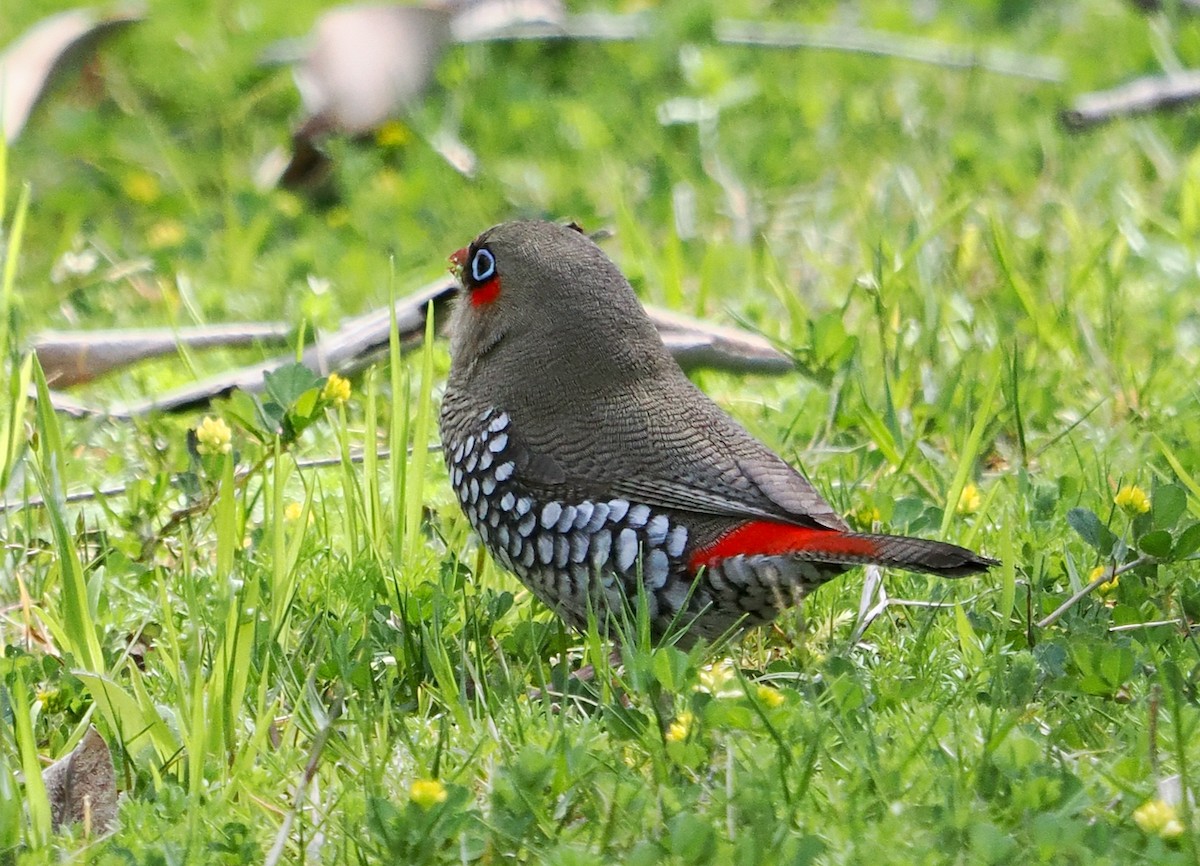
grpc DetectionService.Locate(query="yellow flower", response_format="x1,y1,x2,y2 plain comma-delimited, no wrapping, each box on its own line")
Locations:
1114,485,1150,515
375,120,412,148
957,483,982,515
274,191,303,219
375,169,401,194
147,219,185,249
195,416,232,455
697,660,736,696
1089,565,1119,595
410,778,447,809
855,506,881,529
322,373,351,405
665,711,694,743
284,502,303,521
122,170,161,204
1132,798,1184,839
755,684,785,709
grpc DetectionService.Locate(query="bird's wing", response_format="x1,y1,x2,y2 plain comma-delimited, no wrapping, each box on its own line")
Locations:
599,428,849,531
510,377,850,532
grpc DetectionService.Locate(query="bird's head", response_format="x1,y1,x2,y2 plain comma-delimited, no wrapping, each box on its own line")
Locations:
445,220,668,392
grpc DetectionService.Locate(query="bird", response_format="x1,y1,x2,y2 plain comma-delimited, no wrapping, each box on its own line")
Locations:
439,220,997,645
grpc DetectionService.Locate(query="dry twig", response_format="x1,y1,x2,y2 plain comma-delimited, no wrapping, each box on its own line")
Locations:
1062,70,1200,130
32,279,792,417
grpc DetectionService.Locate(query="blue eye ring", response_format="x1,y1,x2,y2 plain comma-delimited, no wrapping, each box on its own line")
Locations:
471,247,496,283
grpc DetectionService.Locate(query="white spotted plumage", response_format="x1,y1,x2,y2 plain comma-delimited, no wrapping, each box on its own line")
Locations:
442,406,775,637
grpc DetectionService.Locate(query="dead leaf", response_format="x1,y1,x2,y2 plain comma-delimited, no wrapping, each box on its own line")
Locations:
295,4,453,138
41,726,118,835
266,0,564,187
1,7,142,144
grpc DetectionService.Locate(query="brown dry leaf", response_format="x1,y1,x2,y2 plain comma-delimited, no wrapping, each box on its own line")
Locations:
269,4,453,188
268,0,564,187
41,726,119,835
294,4,453,138
1,7,142,144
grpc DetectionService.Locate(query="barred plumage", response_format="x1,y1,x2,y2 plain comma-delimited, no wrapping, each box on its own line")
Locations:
439,220,997,644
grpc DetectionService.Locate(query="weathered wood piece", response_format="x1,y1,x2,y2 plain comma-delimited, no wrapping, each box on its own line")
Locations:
1061,70,1200,130
34,279,793,417
33,323,294,387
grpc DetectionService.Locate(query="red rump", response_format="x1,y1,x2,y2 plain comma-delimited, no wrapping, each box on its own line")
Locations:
689,521,880,571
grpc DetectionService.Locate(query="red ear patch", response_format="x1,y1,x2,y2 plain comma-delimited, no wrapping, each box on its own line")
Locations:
470,277,501,306
452,243,501,304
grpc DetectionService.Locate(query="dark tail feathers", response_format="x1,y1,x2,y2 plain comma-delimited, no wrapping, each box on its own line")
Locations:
785,531,999,578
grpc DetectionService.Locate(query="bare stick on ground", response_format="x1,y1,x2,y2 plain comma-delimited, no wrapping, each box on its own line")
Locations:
1061,70,1200,130
32,279,794,418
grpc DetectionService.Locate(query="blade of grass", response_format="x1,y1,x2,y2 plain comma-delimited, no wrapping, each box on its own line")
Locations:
10,672,51,848
390,274,409,563
0,182,30,366
30,358,103,673
940,354,1001,537
363,369,385,559
0,353,32,491
997,516,1016,622
989,212,1056,352
1153,434,1200,512
74,671,176,763
953,602,983,668
332,398,363,563
272,473,314,637
221,447,259,757
403,302,437,566
0,746,19,850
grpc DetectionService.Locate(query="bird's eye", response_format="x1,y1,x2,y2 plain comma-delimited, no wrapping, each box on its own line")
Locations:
471,248,496,283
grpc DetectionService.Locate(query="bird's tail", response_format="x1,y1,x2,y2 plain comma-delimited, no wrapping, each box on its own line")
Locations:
784,531,998,577
690,522,997,578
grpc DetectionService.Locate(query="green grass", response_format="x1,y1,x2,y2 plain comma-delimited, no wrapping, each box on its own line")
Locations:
3,0,1200,863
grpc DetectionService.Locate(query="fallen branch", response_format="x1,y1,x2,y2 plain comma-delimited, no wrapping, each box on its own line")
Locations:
459,13,1065,83
32,278,793,418
85,279,454,418
1061,70,1200,130
1109,619,1186,632
263,693,344,866
714,20,1064,83
1036,555,1153,628
33,322,294,388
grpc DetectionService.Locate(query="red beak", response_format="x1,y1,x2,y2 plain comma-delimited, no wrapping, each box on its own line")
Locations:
449,247,468,282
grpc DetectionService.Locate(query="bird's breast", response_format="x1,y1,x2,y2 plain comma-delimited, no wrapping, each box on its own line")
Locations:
441,407,699,620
